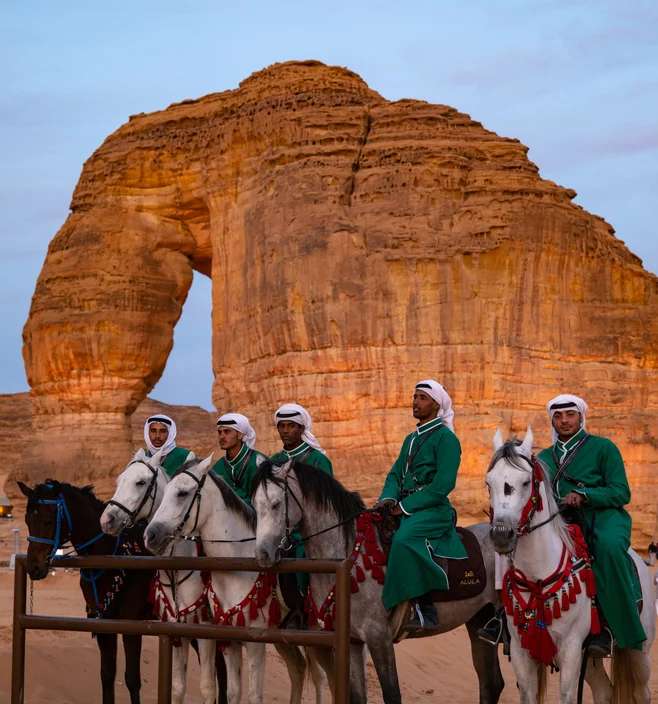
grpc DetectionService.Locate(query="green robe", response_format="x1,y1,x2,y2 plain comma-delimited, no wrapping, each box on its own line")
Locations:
146,446,191,478
211,443,268,505
270,442,333,476
379,417,467,610
538,429,645,650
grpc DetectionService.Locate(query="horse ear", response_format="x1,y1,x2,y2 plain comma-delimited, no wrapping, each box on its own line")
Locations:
519,426,534,458
492,429,504,451
150,448,165,466
132,448,146,462
196,454,214,475
17,480,33,497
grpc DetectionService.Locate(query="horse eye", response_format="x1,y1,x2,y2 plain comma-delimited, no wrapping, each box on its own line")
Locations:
503,482,514,496
176,490,189,498
271,500,281,510
135,480,146,486
522,480,531,488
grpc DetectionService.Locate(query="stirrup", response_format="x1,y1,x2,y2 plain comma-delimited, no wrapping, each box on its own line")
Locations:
477,613,503,646
585,627,614,658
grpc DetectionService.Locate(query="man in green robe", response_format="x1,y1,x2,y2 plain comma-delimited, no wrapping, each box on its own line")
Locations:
212,412,267,503
143,414,193,477
374,379,466,629
538,393,646,654
270,403,333,475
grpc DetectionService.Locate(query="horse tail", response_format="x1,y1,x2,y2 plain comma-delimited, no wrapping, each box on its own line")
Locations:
537,663,547,704
611,648,635,704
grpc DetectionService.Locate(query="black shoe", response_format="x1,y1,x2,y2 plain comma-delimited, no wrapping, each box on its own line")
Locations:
586,627,613,658
408,601,439,630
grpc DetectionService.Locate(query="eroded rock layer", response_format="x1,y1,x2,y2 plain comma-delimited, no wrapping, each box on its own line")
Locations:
21,61,658,544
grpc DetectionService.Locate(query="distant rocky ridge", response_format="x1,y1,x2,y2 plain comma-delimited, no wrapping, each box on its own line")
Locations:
16,60,658,545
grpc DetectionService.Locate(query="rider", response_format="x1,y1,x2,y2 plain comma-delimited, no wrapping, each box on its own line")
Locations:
212,412,268,503
143,414,193,477
270,403,333,475
537,393,646,655
374,379,466,630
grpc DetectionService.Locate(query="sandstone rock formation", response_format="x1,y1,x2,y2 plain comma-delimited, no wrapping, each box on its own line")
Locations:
21,61,658,544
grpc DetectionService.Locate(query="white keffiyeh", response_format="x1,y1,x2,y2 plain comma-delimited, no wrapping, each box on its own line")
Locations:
546,394,588,442
216,412,257,449
273,403,325,453
414,379,455,430
144,414,177,458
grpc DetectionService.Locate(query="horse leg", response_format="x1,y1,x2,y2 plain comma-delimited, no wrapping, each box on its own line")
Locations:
224,643,243,704
556,638,585,704
305,647,328,704
584,657,612,704
307,645,335,702
509,637,540,704
349,643,367,704
273,643,305,704
465,612,505,703
172,639,189,704
629,650,652,704
365,632,401,704
244,641,266,704
216,648,228,704
122,633,143,704
197,638,218,704
97,633,118,704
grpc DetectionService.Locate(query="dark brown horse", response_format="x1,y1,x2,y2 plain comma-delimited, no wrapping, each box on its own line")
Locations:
19,479,154,704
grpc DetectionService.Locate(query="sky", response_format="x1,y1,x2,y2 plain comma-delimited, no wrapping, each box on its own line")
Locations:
2,1,656,410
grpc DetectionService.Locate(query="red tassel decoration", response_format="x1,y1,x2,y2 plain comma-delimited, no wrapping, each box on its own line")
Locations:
569,582,577,604
513,607,521,626
249,598,259,620
590,604,601,635
371,565,385,583
268,598,281,627
543,603,552,626
351,577,358,594
552,598,561,620
362,554,372,570
573,575,581,595
324,614,334,630
355,565,366,583
236,610,246,627
561,590,570,612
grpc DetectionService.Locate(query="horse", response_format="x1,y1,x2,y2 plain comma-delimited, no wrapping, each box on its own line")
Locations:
100,448,226,704
252,459,505,704
18,479,154,704
143,454,325,704
486,427,655,704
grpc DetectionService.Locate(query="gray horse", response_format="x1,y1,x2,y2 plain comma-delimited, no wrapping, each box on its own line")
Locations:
253,460,505,703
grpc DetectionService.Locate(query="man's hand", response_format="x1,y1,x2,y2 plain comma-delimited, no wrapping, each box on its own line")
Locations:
372,498,396,511
389,504,403,516
562,491,585,508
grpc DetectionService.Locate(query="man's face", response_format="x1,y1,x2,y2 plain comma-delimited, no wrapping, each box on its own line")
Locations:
217,427,242,452
412,391,439,422
148,422,169,448
277,420,304,449
551,410,581,440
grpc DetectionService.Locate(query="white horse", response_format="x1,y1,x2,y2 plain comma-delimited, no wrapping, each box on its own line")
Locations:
143,454,324,704
100,450,220,704
487,427,655,704
253,459,504,704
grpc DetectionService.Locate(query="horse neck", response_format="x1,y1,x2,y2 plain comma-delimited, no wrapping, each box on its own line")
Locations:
145,471,169,520
513,504,566,581
301,500,352,561
197,479,255,559
62,487,113,554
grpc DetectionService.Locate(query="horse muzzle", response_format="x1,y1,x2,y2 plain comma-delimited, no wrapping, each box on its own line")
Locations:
490,520,517,554
100,507,126,536
255,544,279,569
144,522,171,555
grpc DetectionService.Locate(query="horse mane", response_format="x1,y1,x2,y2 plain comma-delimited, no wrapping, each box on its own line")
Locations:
33,479,106,511
489,440,574,553
207,470,256,530
253,460,365,544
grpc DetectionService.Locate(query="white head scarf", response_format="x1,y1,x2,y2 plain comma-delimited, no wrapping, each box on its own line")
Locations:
273,403,325,453
546,394,588,442
216,412,257,449
414,379,455,430
144,414,177,458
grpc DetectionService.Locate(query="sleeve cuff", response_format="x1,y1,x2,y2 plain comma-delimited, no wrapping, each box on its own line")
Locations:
379,496,397,503
398,502,411,516
574,489,588,503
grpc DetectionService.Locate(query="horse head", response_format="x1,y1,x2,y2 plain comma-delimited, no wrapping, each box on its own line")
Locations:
19,479,71,580
485,427,539,554
252,460,300,569
101,448,166,535
144,454,213,554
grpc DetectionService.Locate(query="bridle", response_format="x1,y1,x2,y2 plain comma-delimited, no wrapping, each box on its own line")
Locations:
106,460,162,528
27,487,105,561
172,469,207,539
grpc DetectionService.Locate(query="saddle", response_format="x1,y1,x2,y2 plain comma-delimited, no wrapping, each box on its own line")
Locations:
376,507,487,602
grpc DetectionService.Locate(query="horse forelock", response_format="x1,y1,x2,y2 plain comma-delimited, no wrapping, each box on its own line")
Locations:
487,440,529,473
207,470,256,530
31,480,104,510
